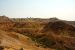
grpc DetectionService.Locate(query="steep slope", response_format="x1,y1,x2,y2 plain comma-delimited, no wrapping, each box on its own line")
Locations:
0,30,31,49
41,20,75,50
0,16,12,22
0,16,14,31
42,21,75,36
0,30,54,50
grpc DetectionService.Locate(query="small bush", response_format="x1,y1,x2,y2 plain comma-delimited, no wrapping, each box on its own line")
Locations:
30,35,56,48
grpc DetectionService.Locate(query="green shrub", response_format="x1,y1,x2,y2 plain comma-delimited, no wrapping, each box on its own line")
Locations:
30,35,56,48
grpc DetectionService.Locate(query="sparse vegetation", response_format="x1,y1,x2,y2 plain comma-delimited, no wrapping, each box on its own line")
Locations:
0,16,75,50
30,35,56,48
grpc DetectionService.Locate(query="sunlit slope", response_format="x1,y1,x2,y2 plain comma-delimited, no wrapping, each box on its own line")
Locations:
0,30,54,50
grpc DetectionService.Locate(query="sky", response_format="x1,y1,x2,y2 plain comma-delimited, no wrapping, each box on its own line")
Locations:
0,0,75,21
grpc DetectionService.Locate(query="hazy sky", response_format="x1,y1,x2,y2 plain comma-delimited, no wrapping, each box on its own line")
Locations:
0,0,75,20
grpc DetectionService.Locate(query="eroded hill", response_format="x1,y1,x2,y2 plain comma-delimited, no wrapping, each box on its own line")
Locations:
41,20,75,50
0,16,75,50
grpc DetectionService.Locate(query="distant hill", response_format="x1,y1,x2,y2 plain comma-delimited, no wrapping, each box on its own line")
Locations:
0,16,12,23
